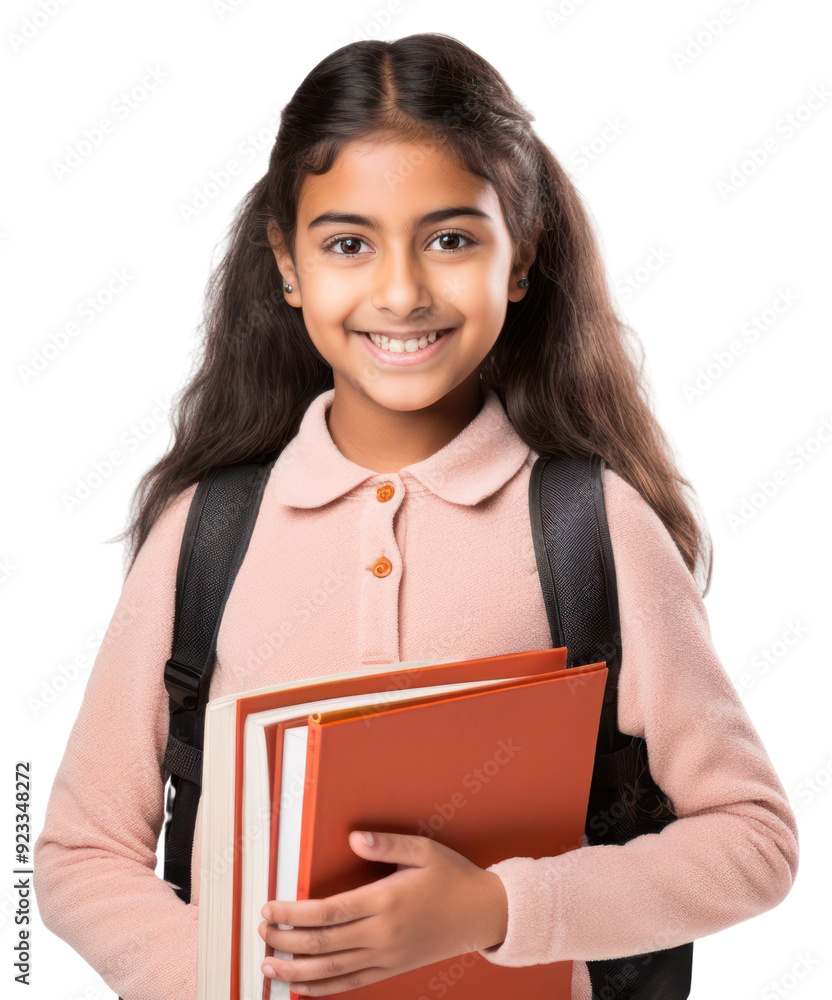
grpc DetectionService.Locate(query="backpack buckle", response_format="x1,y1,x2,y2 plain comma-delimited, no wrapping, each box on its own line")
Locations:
164,658,202,710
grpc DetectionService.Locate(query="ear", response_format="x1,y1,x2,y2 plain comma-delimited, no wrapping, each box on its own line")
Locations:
267,220,300,301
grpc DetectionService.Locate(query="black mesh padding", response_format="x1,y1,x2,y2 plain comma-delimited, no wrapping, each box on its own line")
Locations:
161,458,277,907
536,455,614,666
163,734,203,787
529,451,693,999
173,462,274,686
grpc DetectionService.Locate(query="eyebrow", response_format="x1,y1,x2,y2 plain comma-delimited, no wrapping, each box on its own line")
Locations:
307,206,492,231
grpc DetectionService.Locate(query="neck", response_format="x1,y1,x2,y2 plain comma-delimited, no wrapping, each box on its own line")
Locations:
325,373,485,474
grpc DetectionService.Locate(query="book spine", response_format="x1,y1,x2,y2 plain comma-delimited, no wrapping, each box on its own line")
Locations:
296,718,320,900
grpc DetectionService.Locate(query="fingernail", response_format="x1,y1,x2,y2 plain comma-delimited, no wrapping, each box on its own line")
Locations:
261,964,276,979
261,904,271,920
362,831,374,846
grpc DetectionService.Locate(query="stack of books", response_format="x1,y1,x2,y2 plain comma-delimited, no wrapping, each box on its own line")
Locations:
194,647,607,1000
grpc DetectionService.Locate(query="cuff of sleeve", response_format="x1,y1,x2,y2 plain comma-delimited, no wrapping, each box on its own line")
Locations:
476,856,559,967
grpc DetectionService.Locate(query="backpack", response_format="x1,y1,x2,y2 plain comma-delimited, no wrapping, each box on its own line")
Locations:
157,450,694,1000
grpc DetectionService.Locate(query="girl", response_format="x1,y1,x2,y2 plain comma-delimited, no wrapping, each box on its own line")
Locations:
34,32,799,1000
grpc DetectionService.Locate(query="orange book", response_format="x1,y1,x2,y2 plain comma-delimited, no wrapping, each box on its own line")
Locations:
196,647,606,1000
288,664,606,999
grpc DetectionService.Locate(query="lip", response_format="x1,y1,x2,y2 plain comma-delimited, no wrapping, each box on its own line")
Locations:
352,328,455,366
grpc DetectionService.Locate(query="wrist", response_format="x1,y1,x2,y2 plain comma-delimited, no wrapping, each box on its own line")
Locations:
480,869,508,950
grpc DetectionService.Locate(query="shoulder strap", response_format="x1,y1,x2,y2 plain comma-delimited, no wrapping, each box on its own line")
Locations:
530,452,695,998
528,450,626,754
161,458,276,903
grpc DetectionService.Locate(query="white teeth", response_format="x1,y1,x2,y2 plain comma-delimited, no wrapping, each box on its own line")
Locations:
363,330,445,352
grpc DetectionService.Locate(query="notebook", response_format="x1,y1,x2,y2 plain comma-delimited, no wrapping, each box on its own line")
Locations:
194,647,607,1000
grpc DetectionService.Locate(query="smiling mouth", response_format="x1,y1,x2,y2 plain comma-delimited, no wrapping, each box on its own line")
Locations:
351,329,452,353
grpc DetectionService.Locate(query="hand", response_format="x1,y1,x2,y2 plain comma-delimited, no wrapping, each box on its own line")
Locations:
258,830,508,996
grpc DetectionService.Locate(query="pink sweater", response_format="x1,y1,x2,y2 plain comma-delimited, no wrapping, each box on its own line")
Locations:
34,386,799,1000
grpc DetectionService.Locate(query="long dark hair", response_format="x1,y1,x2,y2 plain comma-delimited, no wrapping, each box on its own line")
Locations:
113,32,712,596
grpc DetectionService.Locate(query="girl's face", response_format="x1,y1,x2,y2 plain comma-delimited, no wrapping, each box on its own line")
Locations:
269,136,531,414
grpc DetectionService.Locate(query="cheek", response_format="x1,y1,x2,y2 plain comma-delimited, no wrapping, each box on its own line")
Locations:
294,311,341,368
449,257,506,314
455,285,507,341
302,274,364,332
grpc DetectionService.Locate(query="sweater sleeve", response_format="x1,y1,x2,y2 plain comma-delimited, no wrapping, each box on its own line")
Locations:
33,484,200,1000
477,467,800,966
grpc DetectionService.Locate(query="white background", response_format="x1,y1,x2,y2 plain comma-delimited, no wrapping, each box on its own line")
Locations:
3,1,830,998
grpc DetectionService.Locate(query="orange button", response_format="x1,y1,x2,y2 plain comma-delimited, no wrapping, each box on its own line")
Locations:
368,556,393,577
376,482,395,502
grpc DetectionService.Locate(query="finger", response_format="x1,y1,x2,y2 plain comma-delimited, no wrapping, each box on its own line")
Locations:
263,889,371,929
264,958,390,996
258,916,371,957
261,947,375,988
350,830,433,868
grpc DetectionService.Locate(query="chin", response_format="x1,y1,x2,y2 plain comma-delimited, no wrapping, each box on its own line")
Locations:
358,383,454,412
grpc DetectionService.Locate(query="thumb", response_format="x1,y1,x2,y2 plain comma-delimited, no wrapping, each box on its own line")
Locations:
348,830,427,870
348,830,380,854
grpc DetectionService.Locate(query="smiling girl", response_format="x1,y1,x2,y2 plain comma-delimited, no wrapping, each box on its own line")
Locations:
34,32,798,1000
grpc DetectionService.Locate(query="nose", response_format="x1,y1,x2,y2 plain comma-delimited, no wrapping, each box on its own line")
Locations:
370,248,433,317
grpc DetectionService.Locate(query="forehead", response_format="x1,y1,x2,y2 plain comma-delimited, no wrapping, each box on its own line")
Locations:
296,138,500,227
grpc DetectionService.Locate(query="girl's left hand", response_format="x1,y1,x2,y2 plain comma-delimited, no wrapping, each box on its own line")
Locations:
258,830,508,996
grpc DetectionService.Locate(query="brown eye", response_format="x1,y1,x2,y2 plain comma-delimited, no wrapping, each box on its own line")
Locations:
438,233,462,250
427,230,476,253
336,237,362,255
323,236,368,256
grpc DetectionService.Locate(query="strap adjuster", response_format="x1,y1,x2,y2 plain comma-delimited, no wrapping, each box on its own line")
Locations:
164,657,202,710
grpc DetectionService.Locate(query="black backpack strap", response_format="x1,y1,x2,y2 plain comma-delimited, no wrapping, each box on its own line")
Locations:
529,450,626,754
529,450,693,1000
161,458,276,904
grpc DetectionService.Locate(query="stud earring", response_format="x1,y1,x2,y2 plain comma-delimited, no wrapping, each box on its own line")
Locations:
518,277,528,288
282,278,294,293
